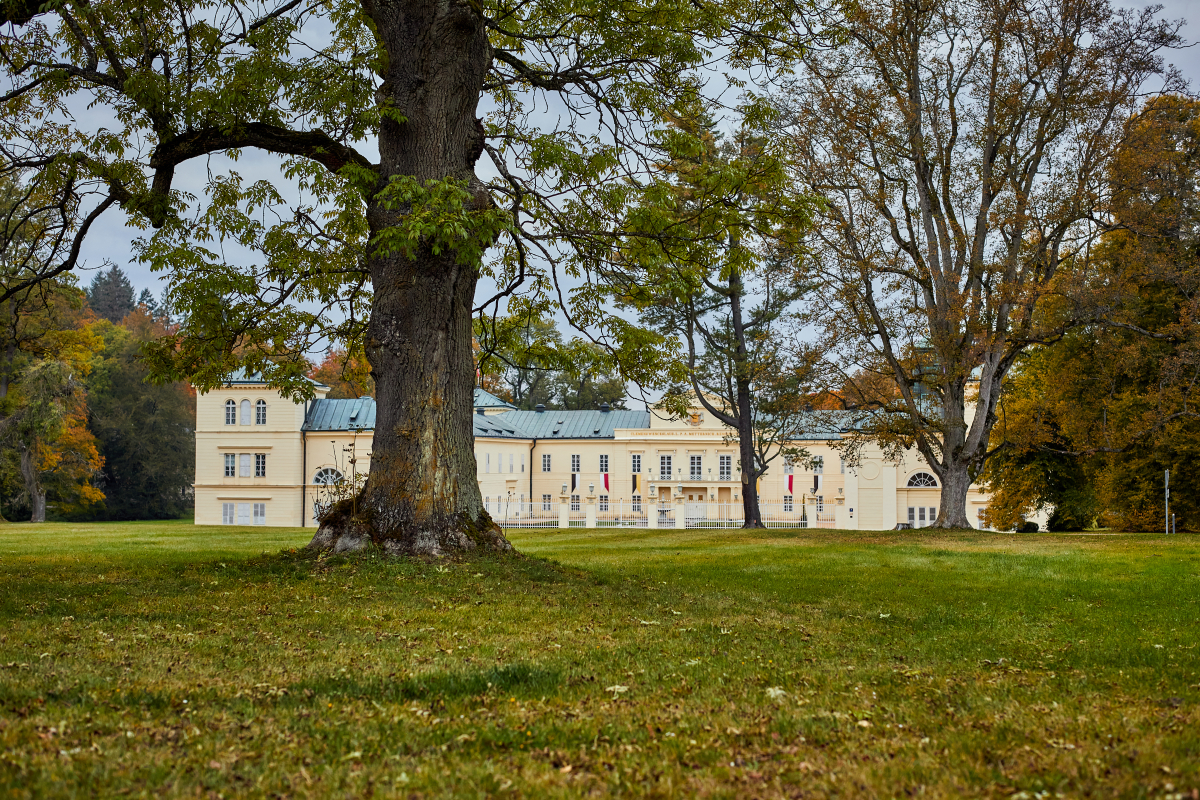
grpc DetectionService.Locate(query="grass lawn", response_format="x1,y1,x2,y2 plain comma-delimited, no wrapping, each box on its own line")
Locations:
1,522,1198,798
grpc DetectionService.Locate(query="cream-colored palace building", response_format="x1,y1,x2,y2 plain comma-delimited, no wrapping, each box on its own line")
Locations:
194,373,998,530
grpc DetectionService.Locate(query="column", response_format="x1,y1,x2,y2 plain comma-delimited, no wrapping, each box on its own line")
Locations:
585,492,597,529
675,494,686,529
558,494,570,529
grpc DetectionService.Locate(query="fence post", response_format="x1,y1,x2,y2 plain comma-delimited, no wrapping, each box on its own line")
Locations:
675,495,686,529
558,494,570,529
647,498,657,529
585,492,597,529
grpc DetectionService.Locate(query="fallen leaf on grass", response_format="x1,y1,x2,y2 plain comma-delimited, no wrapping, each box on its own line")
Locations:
605,685,629,698
766,687,788,700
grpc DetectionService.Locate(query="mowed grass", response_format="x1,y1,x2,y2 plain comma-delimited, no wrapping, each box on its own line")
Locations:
1,522,1198,798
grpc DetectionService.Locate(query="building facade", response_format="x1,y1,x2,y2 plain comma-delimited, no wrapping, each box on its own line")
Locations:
195,375,999,530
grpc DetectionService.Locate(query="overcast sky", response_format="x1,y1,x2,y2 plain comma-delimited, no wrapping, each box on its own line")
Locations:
78,2,1200,305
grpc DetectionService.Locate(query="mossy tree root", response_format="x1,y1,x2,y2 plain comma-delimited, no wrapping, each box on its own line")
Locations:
306,496,513,557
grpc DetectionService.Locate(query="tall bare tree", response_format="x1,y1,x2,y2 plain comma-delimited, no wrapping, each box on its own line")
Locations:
775,0,1183,526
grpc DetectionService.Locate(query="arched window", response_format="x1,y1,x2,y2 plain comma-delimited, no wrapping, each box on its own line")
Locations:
255,399,267,425
907,471,938,488
225,400,236,425
313,467,344,485
240,399,251,425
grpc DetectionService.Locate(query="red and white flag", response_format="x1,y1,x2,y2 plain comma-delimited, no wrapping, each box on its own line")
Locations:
787,475,793,495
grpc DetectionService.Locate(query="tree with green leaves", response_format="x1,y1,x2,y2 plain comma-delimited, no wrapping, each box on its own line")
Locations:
610,99,818,526
0,0,768,553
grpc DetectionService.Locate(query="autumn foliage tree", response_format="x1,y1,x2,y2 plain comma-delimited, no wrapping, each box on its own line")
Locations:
983,95,1200,531
775,0,1183,527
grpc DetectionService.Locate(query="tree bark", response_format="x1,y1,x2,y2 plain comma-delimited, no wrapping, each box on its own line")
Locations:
308,0,510,556
19,446,45,523
936,460,973,529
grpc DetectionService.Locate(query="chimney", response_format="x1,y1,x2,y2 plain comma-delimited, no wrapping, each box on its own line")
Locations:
535,404,546,412
599,402,610,412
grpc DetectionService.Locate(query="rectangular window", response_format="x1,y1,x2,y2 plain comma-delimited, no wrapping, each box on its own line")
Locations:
908,507,916,525
929,507,937,524
485,497,490,512
632,494,642,512
814,456,824,475
254,453,266,478
485,452,490,473
542,454,551,472
225,402,236,425
631,454,642,473
919,507,926,523
509,453,514,474
719,455,731,481
571,454,580,473
542,494,552,511
255,401,266,425
840,458,845,474
600,454,609,473
521,454,525,473
224,453,235,477
253,503,265,525
659,455,672,480
570,494,580,512
599,495,609,512
816,495,824,513
977,508,989,530
237,502,251,525
222,502,234,525
784,495,793,512
784,459,794,475
690,455,702,480
239,453,251,478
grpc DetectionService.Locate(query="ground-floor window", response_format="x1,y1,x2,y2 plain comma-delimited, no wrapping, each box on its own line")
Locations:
237,502,252,525
632,494,642,512
784,495,793,512
222,502,234,524
977,508,990,530
542,494,552,511
570,494,580,512
599,495,609,512
908,506,938,528
253,503,266,525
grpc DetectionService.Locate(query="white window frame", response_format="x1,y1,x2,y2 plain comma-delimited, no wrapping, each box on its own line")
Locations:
571,454,580,473
632,495,642,512
485,452,490,473
570,494,580,512
254,453,266,478
237,502,251,525
599,495,609,512
659,455,672,480
253,503,266,525
222,503,234,524
509,453,514,474
599,454,609,473
719,455,732,481
224,400,236,425
814,456,824,475
690,455,702,480
224,453,235,477
239,453,251,478
240,399,251,426
255,399,267,425
542,454,551,472
784,495,793,512
631,454,642,473
542,494,552,511
784,459,794,475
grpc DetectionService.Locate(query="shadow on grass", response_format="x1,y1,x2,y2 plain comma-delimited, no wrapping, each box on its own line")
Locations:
295,662,563,705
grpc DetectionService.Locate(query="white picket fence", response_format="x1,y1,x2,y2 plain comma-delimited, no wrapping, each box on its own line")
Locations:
490,500,839,530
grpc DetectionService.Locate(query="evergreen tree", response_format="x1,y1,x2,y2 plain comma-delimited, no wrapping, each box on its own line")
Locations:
82,312,195,520
86,266,135,324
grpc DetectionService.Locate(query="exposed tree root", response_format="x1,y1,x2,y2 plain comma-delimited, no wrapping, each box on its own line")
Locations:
306,497,513,558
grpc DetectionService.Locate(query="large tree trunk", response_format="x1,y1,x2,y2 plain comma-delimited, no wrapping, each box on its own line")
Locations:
19,447,45,523
936,461,974,529
308,0,510,556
